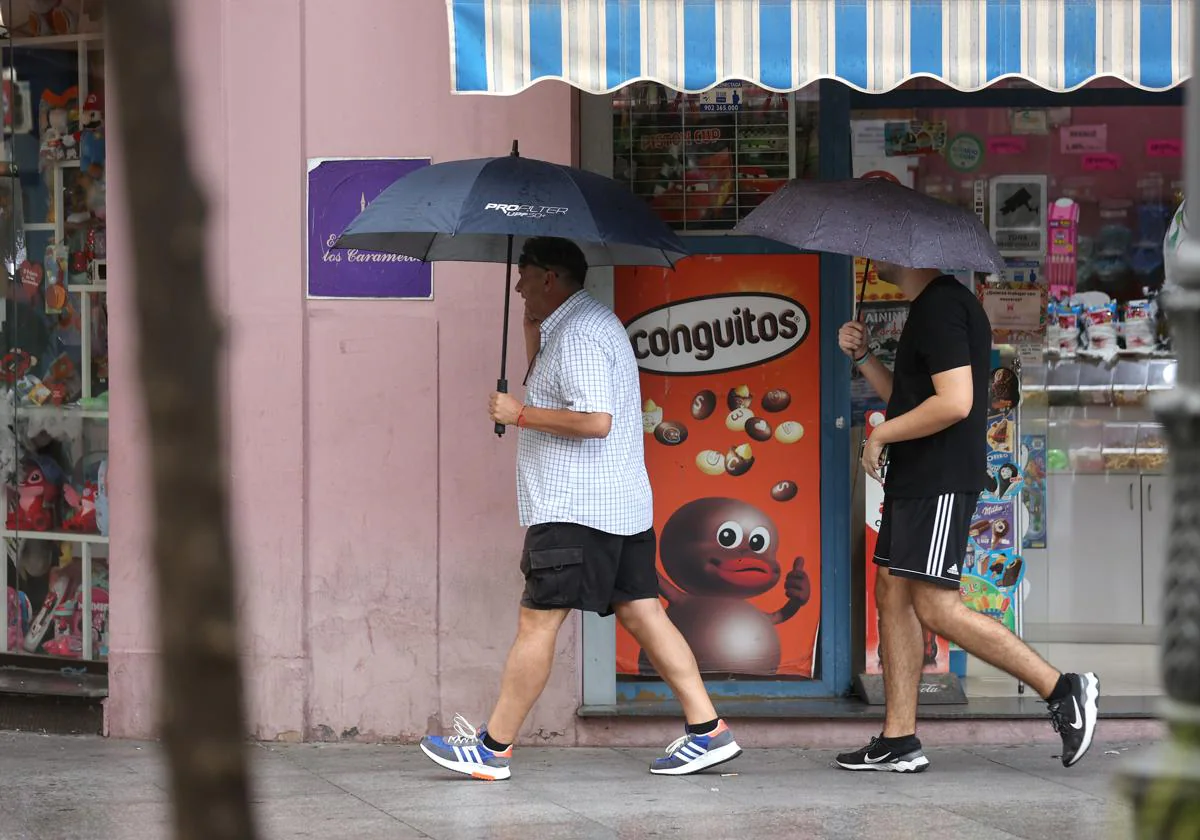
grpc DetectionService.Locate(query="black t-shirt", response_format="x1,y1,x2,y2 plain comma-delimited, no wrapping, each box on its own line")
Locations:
884,275,992,498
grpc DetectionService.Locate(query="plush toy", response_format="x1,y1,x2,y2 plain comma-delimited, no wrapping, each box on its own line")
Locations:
6,586,31,652
7,458,58,531
38,87,79,171
28,0,77,36
80,92,104,177
95,458,108,536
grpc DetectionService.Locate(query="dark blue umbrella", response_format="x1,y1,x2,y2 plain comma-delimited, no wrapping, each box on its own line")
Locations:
335,141,688,436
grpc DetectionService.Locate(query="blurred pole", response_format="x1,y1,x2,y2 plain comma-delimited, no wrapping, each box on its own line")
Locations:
1117,6,1200,838
107,2,257,839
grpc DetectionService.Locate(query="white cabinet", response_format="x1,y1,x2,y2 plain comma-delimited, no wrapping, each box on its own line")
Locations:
1140,475,1171,626
1046,474,1144,625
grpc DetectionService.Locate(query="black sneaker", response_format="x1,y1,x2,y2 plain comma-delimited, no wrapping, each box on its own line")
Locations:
835,735,930,773
1047,671,1099,767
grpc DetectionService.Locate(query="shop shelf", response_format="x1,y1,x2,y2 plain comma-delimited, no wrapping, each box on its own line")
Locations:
1101,421,1140,472
0,529,108,544
1136,423,1169,473
1047,361,1082,407
1077,361,1115,407
1065,419,1105,474
1147,359,1178,392
1111,359,1150,407
9,404,108,420
1020,363,1048,409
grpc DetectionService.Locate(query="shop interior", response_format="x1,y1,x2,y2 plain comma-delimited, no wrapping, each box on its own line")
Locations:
588,76,1178,706
0,1,109,681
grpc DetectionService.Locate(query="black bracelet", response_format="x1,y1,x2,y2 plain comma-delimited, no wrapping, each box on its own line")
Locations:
853,351,870,366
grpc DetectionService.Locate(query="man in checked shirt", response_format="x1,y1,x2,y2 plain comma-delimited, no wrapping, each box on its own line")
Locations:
420,237,741,781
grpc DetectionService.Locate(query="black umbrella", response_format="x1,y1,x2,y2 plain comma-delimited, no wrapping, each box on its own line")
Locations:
735,177,1006,320
335,141,689,435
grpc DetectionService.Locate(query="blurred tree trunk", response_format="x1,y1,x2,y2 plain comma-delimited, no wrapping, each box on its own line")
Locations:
107,3,257,839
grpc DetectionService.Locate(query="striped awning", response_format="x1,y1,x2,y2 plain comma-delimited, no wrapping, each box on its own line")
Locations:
447,0,1192,95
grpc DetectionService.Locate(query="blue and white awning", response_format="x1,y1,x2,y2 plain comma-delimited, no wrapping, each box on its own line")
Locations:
447,0,1192,95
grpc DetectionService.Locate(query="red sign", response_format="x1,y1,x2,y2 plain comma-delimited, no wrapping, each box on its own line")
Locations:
614,255,822,677
863,410,949,676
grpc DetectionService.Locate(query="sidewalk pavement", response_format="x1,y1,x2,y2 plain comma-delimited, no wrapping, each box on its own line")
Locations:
0,731,1142,840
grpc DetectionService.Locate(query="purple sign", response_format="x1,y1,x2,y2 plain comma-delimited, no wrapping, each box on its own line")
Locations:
307,157,432,299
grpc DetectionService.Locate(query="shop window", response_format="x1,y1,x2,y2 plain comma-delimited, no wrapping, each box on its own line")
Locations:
1,7,109,665
851,87,1179,700
612,81,819,232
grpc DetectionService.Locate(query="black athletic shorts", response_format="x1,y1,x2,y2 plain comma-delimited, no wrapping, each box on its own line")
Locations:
519,522,659,616
873,492,979,590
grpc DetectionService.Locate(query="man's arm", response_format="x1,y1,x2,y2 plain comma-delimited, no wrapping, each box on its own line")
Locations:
873,297,975,447
838,320,894,403
871,365,973,446
512,329,615,440
517,406,612,439
856,354,895,404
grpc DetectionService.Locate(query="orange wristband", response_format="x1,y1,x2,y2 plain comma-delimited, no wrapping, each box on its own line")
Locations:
516,405,527,427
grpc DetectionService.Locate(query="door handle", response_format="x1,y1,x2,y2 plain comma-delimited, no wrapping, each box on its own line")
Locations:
1148,482,1153,511
1130,482,1135,511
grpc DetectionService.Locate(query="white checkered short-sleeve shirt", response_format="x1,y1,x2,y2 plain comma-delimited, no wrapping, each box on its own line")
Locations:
516,290,653,536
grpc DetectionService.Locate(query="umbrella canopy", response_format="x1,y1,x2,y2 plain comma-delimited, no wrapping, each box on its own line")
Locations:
333,142,689,437
734,178,1007,277
334,150,689,268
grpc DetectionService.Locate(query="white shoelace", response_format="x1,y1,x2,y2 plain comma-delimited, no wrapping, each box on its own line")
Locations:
664,733,694,755
444,713,481,746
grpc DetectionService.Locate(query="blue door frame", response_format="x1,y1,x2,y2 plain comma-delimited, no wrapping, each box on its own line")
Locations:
616,82,855,701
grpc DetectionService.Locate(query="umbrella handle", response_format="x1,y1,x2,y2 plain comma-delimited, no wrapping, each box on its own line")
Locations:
495,379,508,437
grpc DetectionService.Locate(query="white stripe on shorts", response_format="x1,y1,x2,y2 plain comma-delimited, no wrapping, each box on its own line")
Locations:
925,494,954,578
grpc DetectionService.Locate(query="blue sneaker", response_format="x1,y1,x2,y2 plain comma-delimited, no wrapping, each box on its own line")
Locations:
419,714,512,781
650,720,743,775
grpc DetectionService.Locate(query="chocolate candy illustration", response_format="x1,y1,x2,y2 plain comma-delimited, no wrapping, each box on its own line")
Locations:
725,408,755,432
725,443,755,476
727,384,753,410
774,421,804,444
654,421,688,446
745,417,772,441
770,480,798,502
691,389,717,420
761,389,791,412
696,450,725,475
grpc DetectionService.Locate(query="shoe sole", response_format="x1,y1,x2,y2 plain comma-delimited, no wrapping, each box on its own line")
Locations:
419,742,511,781
650,741,744,775
835,755,931,773
1064,673,1100,768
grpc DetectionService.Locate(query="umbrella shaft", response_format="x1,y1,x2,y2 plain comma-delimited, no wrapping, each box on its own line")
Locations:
496,235,515,437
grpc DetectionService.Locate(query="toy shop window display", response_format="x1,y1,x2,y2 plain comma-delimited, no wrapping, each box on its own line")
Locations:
611,81,817,232
0,21,110,665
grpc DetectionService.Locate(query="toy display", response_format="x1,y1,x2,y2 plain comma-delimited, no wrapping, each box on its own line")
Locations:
0,21,111,666
613,82,792,231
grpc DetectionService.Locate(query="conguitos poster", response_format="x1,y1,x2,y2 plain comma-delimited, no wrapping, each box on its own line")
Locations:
614,254,821,677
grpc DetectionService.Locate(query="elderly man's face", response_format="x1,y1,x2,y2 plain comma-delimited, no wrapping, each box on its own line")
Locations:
515,263,557,320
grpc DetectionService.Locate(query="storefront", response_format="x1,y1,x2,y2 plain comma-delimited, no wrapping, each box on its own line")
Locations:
449,0,1190,717
1,0,1186,742
0,3,109,713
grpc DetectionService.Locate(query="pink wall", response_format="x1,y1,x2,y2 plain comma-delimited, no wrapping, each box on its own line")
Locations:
106,0,577,741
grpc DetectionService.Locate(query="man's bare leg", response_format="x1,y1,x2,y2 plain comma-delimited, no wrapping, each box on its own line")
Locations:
876,571,927,738
910,584,1059,698
484,606,571,744
614,598,717,725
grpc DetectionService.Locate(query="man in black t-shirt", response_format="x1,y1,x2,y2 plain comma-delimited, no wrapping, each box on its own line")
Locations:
835,262,1099,774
